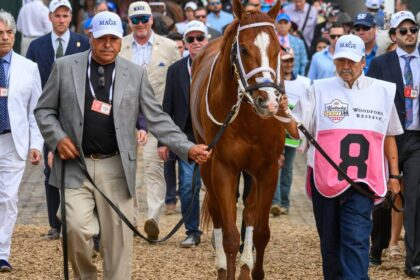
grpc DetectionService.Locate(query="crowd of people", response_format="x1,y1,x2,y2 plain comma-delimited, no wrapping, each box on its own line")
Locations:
0,0,420,279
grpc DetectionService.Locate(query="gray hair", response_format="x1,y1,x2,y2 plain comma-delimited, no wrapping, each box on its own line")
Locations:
0,11,16,34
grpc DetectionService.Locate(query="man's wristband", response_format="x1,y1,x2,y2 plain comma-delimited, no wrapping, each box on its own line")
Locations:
389,174,402,180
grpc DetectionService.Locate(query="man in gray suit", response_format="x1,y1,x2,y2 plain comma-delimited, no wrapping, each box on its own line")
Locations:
34,11,210,280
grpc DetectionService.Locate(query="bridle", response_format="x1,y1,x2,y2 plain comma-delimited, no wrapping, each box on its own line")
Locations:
230,22,285,106
206,20,288,126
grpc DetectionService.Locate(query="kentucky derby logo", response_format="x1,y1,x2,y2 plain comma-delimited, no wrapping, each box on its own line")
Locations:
324,99,349,123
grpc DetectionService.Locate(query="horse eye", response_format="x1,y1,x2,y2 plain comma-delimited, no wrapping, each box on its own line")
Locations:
240,46,248,55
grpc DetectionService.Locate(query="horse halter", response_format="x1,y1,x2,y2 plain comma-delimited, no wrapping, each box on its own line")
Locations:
230,22,285,105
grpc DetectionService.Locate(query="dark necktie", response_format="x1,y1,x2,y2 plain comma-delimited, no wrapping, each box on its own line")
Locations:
0,58,10,133
403,55,414,128
56,38,63,59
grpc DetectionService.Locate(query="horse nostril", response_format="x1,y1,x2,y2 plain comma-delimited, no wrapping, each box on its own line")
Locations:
256,96,266,108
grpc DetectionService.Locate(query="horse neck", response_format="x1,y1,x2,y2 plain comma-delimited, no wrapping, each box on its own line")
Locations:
216,27,240,106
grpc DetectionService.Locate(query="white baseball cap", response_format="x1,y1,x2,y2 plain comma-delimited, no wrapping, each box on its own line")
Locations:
280,48,294,60
390,11,416,29
128,1,152,17
184,1,198,11
365,0,381,10
184,20,208,38
333,34,365,62
49,0,72,13
89,11,123,39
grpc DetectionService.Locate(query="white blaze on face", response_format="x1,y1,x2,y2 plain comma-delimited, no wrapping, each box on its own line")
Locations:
253,31,279,114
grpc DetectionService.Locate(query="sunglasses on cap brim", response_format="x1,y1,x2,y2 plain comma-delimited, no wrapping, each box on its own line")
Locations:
130,15,151,25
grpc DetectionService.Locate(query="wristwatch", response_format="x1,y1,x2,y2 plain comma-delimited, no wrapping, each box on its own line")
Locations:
389,174,402,180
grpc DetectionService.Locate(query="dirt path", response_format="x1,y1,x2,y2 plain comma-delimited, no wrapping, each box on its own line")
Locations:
0,153,409,279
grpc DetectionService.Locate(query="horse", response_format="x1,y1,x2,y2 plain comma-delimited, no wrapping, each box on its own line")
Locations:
190,0,286,278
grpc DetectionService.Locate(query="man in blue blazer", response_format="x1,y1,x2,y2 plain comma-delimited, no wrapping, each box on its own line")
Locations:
26,0,90,240
367,11,420,278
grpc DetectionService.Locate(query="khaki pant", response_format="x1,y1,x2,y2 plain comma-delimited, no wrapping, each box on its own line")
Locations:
139,134,165,223
59,155,133,280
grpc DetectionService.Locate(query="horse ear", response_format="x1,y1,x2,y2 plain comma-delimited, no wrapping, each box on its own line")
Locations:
267,0,281,21
232,0,243,20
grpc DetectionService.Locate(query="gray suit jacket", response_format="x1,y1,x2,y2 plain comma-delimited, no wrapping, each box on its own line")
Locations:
34,50,193,196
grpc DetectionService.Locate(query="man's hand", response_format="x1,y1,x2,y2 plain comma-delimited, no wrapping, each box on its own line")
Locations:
158,146,169,161
137,129,148,146
57,137,80,160
387,178,401,194
29,149,41,165
47,151,54,169
188,144,211,165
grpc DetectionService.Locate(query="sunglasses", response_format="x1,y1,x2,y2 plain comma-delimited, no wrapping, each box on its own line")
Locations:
209,1,221,5
130,15,151,25
329,34,342,40
185,35,205,43
353,25,372,32
98,65,105,88
195,15,206,19
397,26,419,36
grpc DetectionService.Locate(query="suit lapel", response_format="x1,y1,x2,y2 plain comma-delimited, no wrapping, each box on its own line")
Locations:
113,57,129,113
66,32,82,55
181,57,190,104
389,51,404,101
72,52,88,116
45,34,55,68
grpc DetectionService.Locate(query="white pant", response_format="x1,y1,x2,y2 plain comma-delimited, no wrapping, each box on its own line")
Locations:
0,133,25,261
20,37,37,57
141,134,165,222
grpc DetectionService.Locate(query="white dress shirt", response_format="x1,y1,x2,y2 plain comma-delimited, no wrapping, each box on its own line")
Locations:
132,33,154,67
396,47,420,130
16,0,52,37
283,3,317,48
51,30,70,59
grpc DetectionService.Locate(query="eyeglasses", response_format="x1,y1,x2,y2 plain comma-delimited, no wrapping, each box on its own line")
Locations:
98,65,105,88
209,1,221,5
130,15,151,25
397,26,419,36
353,25,372,32
195,15,206,19
329,34,342,40
185,35,205,43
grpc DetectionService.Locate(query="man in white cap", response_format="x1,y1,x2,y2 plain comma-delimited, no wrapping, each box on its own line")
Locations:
159,20,209,248
278,34,402,279
175,1,198,35
26,0,90,242
35,11,210,279
119,1,180,241
368,11,420,277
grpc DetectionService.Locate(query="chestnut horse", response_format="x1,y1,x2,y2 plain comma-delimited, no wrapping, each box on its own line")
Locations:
190,0,286,279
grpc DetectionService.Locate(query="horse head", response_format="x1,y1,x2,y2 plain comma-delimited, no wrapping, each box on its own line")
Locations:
230,0,282,118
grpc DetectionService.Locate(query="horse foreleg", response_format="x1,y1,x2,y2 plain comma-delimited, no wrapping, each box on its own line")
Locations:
252,165,279,280
213,164,240,280
213,228,227,279
239,178,257,280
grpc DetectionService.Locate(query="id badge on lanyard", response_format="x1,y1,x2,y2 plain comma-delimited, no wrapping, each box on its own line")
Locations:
88,52,115,115
404,86,419,99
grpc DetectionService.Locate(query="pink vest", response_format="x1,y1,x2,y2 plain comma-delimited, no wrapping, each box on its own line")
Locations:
312,77,395,198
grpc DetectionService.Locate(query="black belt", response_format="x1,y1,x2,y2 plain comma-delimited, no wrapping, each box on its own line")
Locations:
0,130,11,135
86,151,119,160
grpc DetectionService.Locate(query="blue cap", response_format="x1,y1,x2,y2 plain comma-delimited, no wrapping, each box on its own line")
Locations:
276,13,290,23
260,3,273,13
353,13,376,27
